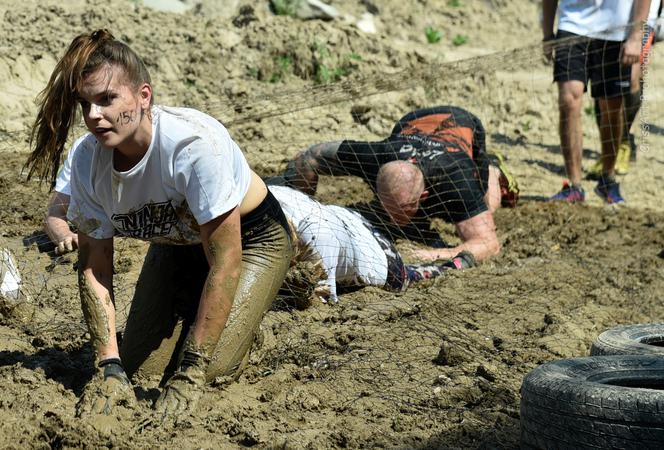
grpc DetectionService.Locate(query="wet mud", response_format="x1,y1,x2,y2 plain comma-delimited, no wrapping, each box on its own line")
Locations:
0,0,663,448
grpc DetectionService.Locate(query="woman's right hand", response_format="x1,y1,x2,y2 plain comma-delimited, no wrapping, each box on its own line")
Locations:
55,233,79,255
77,359,136,417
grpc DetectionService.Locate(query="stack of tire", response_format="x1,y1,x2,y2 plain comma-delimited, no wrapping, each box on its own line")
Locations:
520,324,664,449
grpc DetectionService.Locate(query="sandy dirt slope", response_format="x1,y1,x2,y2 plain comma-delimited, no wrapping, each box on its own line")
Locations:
0,0,663,448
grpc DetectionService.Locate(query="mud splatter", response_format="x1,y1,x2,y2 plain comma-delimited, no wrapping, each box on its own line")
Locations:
78,271,111,349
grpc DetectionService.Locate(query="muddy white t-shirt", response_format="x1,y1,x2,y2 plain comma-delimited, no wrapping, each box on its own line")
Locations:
67,106,251,245
54,135,85,195
269,186,388,303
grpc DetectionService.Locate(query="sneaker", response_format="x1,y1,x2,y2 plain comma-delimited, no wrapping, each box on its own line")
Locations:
549,181,586,203
594,174,625,204
614,141,631,175
586,139,632,179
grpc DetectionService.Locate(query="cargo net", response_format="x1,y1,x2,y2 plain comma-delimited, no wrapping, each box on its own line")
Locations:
1,21,663,446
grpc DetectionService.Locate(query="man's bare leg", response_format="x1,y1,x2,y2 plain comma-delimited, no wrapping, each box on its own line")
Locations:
558,80,586,186
597,96,624,176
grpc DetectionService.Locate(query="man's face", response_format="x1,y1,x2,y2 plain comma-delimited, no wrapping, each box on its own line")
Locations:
78,64,149,149
379,190,420,226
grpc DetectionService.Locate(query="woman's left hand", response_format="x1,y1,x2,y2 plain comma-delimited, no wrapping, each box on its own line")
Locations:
154,349,208,423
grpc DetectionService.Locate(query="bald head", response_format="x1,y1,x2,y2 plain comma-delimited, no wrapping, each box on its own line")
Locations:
376,161,425,225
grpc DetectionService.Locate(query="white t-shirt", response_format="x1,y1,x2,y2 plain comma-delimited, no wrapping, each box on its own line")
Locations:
557,0,658,41
67,106,251,244
269,186,388,303
54,136,85,195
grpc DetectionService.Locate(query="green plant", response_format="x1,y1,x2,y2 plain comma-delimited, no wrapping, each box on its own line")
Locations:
425,27,443,44
272,0,302,17
247,67,259,79
312,42,362,84
448,0,462,7
314,41,331,59
269,55,294,83
452,34,469,46
521,120,532,132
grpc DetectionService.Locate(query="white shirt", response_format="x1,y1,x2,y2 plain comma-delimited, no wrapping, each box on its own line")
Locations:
557,0,654,41
54,136,84,196
67,106,251,244
269,186,388,303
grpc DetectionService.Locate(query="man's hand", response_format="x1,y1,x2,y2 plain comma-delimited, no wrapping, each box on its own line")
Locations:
77,358,135,417
154,349,208,423
621,35,642,66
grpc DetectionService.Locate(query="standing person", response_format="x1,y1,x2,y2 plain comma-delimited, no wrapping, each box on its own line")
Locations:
282,106,519,263
24,29,293,420
542,0,653,204
586,0,661,177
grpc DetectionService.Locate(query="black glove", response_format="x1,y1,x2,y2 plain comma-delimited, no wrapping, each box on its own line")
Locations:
77,358,135,417
154,348,209,422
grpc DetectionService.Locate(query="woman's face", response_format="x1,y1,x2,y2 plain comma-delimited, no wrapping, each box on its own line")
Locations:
78,64,151,149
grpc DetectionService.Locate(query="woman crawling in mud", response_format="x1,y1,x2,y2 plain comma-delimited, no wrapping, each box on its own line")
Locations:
24,29,293,421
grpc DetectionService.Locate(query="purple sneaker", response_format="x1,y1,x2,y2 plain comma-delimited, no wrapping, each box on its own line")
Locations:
595,175,625,204
549,181,586,203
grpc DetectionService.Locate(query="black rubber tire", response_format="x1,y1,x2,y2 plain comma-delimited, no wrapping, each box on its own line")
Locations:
520,355,664,450
590,323,664,356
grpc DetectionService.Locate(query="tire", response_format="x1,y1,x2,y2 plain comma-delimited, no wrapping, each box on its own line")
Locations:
520,355,664,450
590,323,664,356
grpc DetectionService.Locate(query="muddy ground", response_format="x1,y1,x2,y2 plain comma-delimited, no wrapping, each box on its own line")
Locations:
0,0,663,448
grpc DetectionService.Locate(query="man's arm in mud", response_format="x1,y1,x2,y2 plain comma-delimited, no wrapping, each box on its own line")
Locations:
45,192,78,255
283,141,344,195
189,206,242,357
77,234,119,360
409,210,500,263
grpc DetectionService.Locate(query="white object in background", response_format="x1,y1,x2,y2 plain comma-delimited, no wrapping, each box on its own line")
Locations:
0,248,22,301
356,13,377,34
294,0,340,20
141,0,192,14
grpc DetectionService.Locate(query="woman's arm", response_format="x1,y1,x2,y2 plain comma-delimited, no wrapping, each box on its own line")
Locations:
154,206,243,421
189,206,243,356
77,233,118,360
45,192,78,255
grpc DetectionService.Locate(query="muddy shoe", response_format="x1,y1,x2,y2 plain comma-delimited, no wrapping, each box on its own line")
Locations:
587,140,632,179
549,181,585,203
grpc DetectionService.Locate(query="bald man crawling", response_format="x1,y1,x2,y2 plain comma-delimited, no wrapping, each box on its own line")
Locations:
282,106,519,263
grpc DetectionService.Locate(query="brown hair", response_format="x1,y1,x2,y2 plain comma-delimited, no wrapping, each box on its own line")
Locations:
24,29,153,188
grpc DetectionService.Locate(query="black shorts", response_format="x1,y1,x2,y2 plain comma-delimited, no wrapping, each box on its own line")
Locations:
553,30,631,98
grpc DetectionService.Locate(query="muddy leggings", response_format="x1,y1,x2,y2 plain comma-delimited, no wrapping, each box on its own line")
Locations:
119,191,292,384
